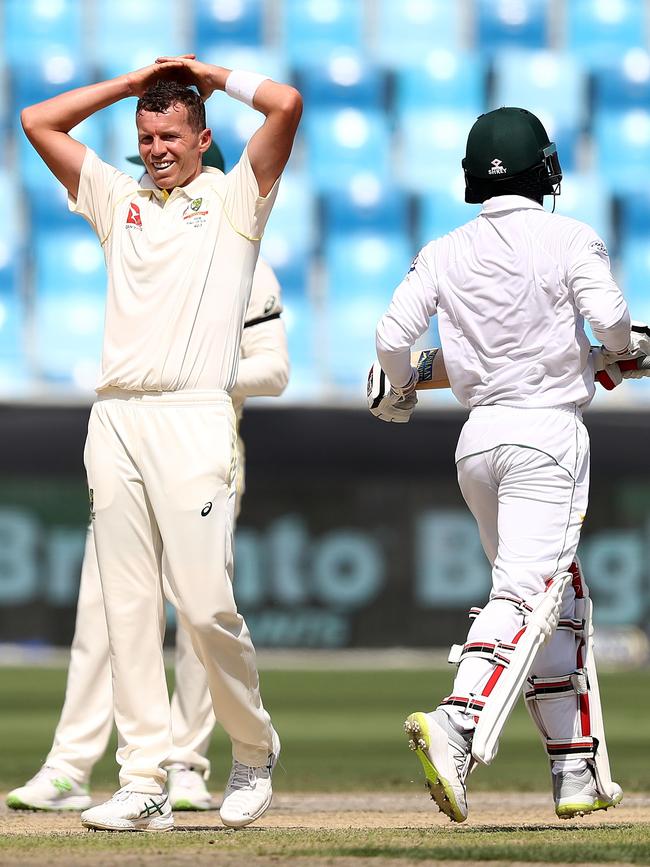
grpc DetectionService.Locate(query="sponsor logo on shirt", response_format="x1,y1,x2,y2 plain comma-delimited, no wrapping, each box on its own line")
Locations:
488,158,507,175
589,239,608,257
183,197,209,226
126,201,142,228
264,295,277,314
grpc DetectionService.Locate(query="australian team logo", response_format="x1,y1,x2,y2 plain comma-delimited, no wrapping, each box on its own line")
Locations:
126,201,142,229
183,197,209,225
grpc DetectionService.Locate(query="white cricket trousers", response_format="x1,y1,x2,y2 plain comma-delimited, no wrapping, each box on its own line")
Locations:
445,406,590,754
84,389,272,793
45,528,216,784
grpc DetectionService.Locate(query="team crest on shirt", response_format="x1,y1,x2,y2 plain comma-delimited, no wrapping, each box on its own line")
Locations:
183,197,209,227
264,295,277,314
126,201,142,229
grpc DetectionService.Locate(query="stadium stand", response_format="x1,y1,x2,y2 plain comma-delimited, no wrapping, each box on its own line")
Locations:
2,0,649,401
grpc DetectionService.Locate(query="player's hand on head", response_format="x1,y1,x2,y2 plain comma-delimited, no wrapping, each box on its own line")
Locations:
125,60,188,97
367,361,418,423
154,56,217,101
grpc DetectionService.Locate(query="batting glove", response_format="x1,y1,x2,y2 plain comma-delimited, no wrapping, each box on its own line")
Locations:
367,361,418,423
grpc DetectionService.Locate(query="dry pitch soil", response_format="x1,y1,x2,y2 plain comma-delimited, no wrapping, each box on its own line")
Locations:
2,792,650,867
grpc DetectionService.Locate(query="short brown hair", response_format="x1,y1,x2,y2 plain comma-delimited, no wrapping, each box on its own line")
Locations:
136,80,206,133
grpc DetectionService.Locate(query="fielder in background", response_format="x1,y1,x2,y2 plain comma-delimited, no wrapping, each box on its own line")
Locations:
6,203,289,811
20,55,301,831
369,107,636,823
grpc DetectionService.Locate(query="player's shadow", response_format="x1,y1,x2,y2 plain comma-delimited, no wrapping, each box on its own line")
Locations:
453,822,636,834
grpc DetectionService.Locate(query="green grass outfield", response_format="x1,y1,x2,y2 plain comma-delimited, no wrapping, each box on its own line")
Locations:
1,666,649,865
0,666,648,794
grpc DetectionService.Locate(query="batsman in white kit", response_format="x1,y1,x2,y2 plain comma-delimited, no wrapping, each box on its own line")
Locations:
20,55,301,831
369,107,633,823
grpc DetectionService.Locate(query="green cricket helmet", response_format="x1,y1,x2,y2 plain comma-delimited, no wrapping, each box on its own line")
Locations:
127,140,226,172
462,107,562,204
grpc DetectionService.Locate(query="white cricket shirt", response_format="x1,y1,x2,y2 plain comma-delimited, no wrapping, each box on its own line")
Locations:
69,147,279,393
377,196,630,412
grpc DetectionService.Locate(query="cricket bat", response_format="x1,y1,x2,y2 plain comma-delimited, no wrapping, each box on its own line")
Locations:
411,348,450,390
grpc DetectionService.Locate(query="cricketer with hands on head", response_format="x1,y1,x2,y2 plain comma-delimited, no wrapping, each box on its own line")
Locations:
21,55,301,832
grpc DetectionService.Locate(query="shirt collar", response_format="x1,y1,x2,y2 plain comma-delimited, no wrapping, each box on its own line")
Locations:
480,195,545,215
137,166,224,201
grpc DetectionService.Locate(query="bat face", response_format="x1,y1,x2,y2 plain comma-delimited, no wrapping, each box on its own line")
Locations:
411,348,441,390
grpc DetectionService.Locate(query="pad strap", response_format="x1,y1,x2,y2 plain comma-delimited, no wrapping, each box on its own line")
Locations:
546,737,596,761
525,670,589,701
448,640,517,667
440,694,485,715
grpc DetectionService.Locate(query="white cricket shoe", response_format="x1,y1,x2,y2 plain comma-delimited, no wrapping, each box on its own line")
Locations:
81,787,173,831
219,730,280,828
166,763,213,811
553,765,623,819
404,709,472,823
6,765,91,811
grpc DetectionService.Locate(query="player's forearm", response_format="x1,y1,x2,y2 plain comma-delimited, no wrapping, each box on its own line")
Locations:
571,264,631,353
21,77,132,138
233,351,289,399
592,310,632,354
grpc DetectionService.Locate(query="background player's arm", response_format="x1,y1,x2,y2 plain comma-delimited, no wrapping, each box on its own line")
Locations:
231,317,290,403
155,57,302,196
20,61,187,199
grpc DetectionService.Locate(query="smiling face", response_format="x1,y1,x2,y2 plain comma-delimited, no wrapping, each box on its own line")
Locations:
136,103,211,191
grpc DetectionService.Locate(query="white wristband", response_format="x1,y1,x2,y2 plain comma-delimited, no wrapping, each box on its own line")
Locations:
225,69,269,107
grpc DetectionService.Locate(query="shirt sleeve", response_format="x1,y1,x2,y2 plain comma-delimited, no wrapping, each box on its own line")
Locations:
231,317,290,400
67,148,137,245
566,225,631,352
376,247,439,387
230,259,289,401
222,145,280,242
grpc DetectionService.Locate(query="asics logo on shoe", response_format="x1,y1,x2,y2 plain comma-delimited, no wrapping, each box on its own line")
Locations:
52,777,73,793
138,795,168,818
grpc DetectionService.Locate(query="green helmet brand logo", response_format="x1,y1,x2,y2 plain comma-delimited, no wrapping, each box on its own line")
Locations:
462,106,562,204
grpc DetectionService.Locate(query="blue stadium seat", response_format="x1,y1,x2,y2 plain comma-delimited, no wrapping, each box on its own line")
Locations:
619,191,650,242
298,53,385,113
94,0,183,69
372,0,462,68
260,172,315,299
475,0,549,54
565,0,646,69
399,109,476,193
18,113,105,198
417,187,480,248
33,229,106,383
323,178,409,236
201,47,288,84
193,0,265,50
491,51,586,136
325,233,413,385
304,109,391,193
620,240,650,323
282,0,364,66
593,51,650,112
554,173,613,247
12,56,90,115
395,52,486,114
3,0,83,65
281,294,317,398
0,286,28,391
594,109,650,194
204,98,262,174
